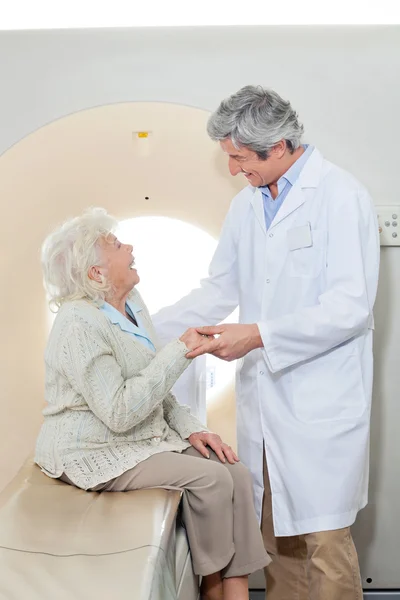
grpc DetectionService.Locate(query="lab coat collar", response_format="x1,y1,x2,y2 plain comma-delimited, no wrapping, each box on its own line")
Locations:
249,147,324,232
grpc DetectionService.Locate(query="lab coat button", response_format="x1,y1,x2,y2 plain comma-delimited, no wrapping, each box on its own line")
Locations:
259,371,265,375
266,279,270,284
269,233,274,238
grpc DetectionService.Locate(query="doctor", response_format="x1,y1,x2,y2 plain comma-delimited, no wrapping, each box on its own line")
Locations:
152,85,380,600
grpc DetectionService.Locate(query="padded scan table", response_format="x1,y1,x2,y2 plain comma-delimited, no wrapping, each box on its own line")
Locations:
0,460,199,600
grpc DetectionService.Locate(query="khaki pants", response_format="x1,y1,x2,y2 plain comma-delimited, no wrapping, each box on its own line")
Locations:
261,453,363,600
61,446,269,578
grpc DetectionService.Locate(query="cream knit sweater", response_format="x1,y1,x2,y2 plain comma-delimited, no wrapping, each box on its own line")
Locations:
35,289,206,490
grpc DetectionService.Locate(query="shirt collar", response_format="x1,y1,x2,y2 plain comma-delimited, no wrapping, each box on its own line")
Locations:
283,144,313,185
100,299,143,330
126,298,143,317
260,144,314,197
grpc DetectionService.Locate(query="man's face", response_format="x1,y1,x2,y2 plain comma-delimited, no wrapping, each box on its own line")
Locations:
220,138,283,187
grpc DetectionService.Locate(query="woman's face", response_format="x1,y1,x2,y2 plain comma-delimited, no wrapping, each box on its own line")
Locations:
95,234,139,294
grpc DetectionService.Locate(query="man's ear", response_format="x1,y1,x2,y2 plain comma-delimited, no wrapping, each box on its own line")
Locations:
271,140,287,159
88,265,103,283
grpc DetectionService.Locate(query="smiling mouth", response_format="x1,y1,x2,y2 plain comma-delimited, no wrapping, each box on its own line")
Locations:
129,258,136,270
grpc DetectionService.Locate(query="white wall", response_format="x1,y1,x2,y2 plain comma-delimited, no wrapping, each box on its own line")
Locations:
0,25,399,203
1,25,400,589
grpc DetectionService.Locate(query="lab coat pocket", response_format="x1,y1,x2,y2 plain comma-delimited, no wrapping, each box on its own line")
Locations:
289,228,325,278
290,348,366,423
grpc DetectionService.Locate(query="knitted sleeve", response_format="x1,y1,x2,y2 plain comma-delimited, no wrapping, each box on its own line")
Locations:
163,393,208,439
60,320,191,434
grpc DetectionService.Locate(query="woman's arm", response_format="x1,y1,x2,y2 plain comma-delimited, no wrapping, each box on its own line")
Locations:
60,318,191,434
163,392,208,439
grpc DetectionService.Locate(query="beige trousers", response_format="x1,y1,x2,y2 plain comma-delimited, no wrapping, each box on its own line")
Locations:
261,452,363,600
62,446,269,578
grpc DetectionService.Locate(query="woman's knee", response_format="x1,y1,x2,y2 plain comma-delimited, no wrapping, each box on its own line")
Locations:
226,461,253,494
202,460,234,498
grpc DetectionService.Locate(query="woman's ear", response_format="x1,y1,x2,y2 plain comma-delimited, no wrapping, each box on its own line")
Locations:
88,265,104,283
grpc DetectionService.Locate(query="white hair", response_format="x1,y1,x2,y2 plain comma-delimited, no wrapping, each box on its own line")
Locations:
207,85,304,158
41,207,118,310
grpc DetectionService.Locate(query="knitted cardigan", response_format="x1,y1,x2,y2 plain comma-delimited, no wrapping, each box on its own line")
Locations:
35,289,206,489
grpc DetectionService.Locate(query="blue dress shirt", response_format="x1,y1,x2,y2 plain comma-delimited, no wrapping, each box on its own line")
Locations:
260,145,314,230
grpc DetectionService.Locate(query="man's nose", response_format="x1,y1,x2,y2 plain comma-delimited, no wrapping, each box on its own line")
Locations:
228,157,242,176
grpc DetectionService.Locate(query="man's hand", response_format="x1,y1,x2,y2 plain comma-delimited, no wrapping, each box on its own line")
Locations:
188,431,239,464
185,323,263,361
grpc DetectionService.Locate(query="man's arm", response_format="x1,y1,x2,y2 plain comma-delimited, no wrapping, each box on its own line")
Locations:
152,199,240,343
190,187,380,371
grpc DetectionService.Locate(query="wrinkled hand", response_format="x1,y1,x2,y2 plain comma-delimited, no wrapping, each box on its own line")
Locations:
188,431,239,464
185,323,263,361
179,327,214,352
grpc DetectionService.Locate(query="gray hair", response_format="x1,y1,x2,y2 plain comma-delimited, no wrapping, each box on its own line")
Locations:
41,207,117,310
207,85,304,159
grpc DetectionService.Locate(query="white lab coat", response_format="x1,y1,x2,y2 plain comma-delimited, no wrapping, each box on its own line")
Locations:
152,148,380,536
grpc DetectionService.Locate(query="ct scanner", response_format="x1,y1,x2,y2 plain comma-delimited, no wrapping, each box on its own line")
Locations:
0,25,399,599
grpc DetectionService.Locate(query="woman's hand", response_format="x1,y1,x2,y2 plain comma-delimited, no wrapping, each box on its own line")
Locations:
179,328,213,352
188,431,239,464
185,324,263,360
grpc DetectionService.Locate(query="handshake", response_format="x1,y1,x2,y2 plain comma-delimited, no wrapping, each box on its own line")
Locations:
180,327,215,353
178,323,263,362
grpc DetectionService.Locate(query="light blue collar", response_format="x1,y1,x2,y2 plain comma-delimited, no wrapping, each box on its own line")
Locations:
100,298,155,351
101,299,142,326
260,144,314,197
282,144,313,186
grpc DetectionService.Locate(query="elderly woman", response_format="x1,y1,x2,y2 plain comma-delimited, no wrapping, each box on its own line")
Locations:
35,208,269,600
